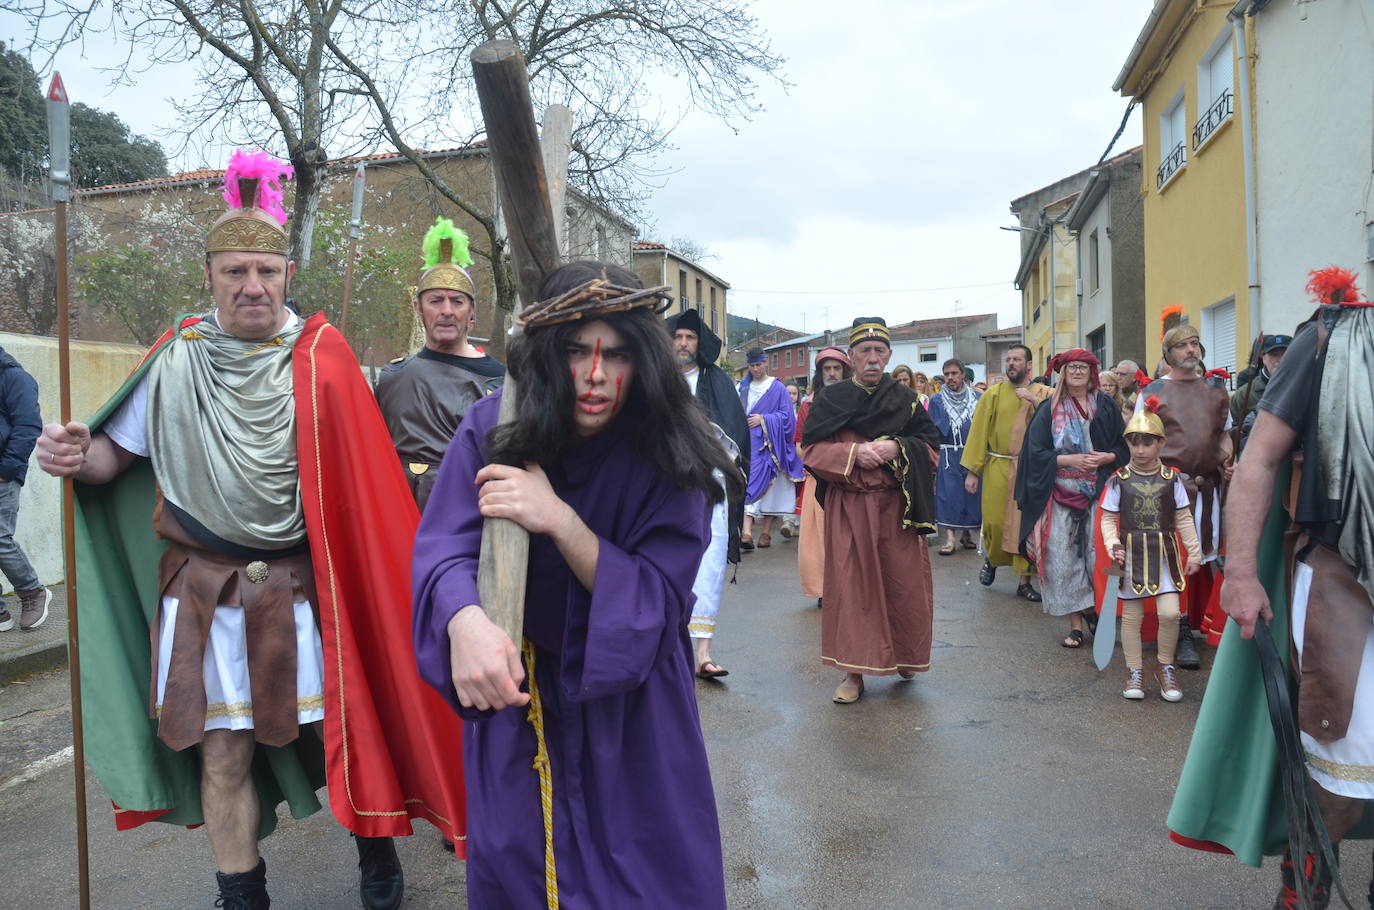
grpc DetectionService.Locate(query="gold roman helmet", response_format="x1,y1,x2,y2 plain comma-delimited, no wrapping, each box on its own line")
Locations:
416,217,475,299
1124,394,1166,438
205,150,293,256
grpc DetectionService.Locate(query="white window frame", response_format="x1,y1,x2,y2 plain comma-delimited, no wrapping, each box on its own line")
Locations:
1088,229,1101,295
1194,29,1235,153
1158,88,1187,191
918,344,938,363
1201,297,1238,379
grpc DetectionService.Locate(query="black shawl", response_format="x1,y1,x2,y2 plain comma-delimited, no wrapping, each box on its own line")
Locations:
666,311,750,564
801,375,939,532
1014,390,1128,556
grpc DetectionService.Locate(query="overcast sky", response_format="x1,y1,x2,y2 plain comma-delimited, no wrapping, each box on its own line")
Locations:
4,0,1146,335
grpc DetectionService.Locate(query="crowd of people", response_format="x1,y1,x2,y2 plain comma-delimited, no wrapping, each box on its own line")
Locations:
16,147,1373,909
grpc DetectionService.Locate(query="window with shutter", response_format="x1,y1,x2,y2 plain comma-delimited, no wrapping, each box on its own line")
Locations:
1202,299,1237,379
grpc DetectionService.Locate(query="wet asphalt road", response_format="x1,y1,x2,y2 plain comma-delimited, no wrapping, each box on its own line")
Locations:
1,536,1365,908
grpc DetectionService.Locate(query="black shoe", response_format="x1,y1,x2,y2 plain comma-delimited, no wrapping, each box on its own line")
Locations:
1015,582,1042,603
979,560,996,586
1176,615,1201,670
354,835,404,910
215,858,270,909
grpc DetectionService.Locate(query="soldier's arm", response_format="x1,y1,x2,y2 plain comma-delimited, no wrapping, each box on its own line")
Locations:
37,422,138,485
1222,410,1297,639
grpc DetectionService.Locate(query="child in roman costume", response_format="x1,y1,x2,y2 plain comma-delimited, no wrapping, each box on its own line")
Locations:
1099,396,1202,702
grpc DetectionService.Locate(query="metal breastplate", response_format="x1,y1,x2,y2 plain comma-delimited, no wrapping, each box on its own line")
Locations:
1118,466,1177,535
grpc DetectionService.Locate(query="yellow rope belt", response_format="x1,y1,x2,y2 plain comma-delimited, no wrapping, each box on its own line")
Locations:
523,638,559,909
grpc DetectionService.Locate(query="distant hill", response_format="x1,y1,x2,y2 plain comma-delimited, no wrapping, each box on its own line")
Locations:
727,313,801,349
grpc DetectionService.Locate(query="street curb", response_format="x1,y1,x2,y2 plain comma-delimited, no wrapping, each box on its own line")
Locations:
0,640,68,684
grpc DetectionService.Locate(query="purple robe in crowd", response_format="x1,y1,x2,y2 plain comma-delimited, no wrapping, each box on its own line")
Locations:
738,375,805,503
412,392,727,909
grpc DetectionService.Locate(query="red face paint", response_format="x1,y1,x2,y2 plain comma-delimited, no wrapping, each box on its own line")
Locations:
578,337,603,400
611,375,625,414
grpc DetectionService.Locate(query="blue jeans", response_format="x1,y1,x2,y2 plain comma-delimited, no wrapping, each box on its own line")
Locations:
0,479,40,593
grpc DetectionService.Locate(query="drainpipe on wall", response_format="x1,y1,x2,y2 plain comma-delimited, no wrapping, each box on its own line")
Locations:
1232,4,1263,334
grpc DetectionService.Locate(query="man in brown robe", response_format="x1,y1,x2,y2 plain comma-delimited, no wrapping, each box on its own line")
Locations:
801,318,939,704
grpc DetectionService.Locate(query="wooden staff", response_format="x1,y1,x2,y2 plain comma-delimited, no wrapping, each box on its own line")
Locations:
339,163,366,340
47,71,91,910
470,40,562,644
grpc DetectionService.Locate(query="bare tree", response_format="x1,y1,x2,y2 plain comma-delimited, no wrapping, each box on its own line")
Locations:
11,0,785,318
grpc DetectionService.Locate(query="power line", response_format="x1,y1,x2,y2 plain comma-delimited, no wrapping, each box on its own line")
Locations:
730,280,1010,296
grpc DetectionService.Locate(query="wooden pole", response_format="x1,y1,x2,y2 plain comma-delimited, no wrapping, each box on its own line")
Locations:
47,71,91,910
339,164,366,340
470,40,562,644
540,105,572,256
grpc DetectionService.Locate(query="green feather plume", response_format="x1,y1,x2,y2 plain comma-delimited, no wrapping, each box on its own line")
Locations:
421,217,472,268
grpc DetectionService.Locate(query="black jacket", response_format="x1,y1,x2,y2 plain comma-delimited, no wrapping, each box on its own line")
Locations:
666,310,750,563
0,346,41,485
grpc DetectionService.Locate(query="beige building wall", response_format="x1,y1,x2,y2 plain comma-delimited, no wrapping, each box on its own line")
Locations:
1,332,146,589
634,248,730,348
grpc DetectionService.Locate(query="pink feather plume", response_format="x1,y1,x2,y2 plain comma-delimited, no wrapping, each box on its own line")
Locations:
222,149,293,225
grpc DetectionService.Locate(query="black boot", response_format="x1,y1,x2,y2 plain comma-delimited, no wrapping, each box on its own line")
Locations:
1176,614,1201,670
979,560,996,586
354,834,404,910
215,857,270,909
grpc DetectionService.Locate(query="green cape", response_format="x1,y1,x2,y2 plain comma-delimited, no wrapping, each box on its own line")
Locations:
76,318,324,836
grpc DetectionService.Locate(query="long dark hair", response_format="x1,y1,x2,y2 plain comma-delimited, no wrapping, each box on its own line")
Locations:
485,261,739,504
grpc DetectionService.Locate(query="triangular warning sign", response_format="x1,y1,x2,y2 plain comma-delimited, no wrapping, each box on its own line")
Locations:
47,73,68,103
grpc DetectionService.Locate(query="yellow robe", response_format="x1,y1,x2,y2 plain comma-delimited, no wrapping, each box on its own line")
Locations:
960,381,1052,572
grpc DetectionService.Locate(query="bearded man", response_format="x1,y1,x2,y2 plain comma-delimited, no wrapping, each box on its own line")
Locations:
36,152,464,910
795,347,851,605
928,358,982,555
1135,322,1234,668
375,218,504,512
666,308,748,677
961,344,1051,601
801,318,939,705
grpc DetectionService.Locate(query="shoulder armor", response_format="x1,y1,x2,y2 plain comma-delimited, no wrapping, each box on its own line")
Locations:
1160,465,1177,479
1114,465,1132,480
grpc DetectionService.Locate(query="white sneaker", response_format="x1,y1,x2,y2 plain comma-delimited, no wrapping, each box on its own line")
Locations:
0,607,13,632
1122,668,1145,700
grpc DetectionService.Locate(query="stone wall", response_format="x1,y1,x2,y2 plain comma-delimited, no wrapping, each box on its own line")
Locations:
1,332,146,589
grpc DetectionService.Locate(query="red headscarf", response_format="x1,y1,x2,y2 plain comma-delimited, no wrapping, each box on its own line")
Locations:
814,346,852,368
1048,348,1100,390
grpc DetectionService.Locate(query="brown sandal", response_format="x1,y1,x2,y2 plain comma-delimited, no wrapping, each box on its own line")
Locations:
758,533,772,548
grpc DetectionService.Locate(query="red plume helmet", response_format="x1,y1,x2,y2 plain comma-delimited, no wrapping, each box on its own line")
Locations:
1160,305,1184,340
1306,266,1366,307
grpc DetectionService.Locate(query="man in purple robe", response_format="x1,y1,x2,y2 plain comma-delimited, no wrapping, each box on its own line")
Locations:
738,346,805,549
412,262,738,909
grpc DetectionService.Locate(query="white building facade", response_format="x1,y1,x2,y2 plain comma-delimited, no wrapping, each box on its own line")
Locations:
1247,0,1374,333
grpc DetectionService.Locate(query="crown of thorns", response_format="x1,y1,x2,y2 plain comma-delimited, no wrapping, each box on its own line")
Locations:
516,279,674,328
